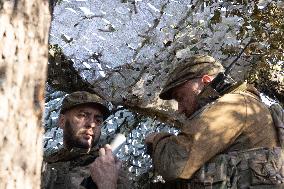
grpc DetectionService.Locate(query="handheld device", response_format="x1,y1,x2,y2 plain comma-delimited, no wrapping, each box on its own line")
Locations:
109,133,126,154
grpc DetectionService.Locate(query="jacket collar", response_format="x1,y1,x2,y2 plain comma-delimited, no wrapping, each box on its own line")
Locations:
44,146,99,163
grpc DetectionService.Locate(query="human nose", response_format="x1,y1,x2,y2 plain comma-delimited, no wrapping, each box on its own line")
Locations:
86,117,99,128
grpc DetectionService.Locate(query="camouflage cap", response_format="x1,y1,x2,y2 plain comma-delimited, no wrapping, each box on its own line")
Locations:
60,91,110,120
159,55,224,100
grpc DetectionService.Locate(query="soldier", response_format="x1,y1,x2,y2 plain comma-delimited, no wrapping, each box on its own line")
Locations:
145,55,284,188
42,91,130,189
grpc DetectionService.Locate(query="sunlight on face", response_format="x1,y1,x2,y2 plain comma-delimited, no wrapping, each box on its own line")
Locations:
61,105,103,150
172,78,204,117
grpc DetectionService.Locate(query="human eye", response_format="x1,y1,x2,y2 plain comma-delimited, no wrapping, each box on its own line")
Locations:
94,115,104,125
78,112,86,117
77,111,89,119
174,95,183,102
178,96,184,101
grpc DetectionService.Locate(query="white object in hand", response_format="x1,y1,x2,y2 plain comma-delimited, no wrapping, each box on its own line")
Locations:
109,134,126,154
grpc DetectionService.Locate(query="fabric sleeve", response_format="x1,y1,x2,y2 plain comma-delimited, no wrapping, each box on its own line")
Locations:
151,93,248,180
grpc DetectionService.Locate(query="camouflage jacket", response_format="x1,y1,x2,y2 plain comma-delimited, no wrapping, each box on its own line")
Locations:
41,147,131,189
149,84,284,188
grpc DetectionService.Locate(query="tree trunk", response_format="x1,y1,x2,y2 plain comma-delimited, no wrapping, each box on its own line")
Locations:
0,0,50,188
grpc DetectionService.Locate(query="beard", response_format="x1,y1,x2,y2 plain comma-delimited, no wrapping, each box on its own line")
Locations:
184,92,199,118
63,120,101,149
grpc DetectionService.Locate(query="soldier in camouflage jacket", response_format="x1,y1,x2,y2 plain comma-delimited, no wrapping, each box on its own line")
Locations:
41,91,131,189
145,55,284,189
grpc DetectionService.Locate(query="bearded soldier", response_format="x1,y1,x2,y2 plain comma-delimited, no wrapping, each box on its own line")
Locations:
145,55,284,188
41,91,130,189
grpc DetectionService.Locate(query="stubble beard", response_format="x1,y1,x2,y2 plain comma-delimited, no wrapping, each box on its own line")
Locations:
185,92,199,118
64,120,99,150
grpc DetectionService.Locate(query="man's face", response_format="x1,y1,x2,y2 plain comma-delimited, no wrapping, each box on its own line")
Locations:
60,104,104,150
172,78,204,117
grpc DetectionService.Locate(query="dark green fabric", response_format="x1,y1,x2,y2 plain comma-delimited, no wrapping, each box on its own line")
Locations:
60,91,110,119
41,147,132,189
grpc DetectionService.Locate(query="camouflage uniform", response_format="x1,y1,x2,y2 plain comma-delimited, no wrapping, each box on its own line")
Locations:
41,91,131,189
41,147,131,189
150,55,284,188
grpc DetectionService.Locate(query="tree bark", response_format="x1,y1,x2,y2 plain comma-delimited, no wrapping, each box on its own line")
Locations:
0,0,50,188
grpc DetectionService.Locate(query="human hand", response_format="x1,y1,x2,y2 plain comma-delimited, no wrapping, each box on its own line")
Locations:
90,144,122,189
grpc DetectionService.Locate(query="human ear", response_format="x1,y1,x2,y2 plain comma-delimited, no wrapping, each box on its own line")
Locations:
58,114,65,129
201,75,213,84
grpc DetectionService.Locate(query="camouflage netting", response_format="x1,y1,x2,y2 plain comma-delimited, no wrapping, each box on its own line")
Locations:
45,0,284,186
44,84,179,184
